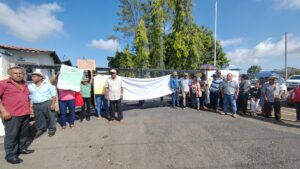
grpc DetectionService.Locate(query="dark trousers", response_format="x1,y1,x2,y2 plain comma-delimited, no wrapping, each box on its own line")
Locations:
3,115,30,160
200,91,206,108
33,100,56,133
264,100,281,120
210,92,219,110
237,94,249,113
109,99,123,121
81,97,91,119
296,102,300,121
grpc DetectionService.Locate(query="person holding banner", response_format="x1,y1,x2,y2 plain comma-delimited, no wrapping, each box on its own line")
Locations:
55,70,76,129
170,71,180,108
80,78,92,122
105,69,124,122
94,74,110,120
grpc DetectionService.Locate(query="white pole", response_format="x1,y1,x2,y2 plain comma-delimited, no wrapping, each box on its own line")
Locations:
285,32,288,81
214,0,218,67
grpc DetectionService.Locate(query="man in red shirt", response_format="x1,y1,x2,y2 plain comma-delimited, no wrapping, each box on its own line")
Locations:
293,85,300,122
0,67,34,164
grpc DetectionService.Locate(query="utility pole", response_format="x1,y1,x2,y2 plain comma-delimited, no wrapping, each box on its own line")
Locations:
214,0,218,67
285,32,288,81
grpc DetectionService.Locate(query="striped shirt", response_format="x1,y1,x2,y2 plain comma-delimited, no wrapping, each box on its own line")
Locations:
210,79,223,93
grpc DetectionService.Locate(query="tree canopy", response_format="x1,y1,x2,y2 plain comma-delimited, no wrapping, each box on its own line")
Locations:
108,0,230,70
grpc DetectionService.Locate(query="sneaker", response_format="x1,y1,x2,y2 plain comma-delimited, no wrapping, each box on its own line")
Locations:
232,114,237,118
97,117,102,120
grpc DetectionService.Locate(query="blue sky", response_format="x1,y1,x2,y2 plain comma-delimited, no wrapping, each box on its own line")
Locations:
0,0,300,72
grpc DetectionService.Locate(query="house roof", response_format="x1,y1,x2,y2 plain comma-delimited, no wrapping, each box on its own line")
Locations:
61,60,73,66
0,45,61,64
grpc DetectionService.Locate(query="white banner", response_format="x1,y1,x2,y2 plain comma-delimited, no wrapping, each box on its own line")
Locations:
57,65,84,92
121,75,172,101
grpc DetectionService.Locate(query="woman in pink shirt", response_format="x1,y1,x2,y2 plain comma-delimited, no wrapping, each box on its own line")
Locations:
58,89,76,129
52,72,76,129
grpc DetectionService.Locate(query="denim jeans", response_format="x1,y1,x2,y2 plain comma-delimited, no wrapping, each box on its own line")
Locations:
223,94,237,114
59,99,75,127
200,91,206,108
33,100,56,133
95,95,109,117
172,90,179,107
191,93,200,109
3,115,30,160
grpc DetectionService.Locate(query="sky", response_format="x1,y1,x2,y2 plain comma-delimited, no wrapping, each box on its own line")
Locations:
0,0,300,72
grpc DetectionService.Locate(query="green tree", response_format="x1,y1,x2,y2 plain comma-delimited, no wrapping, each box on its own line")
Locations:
149,0,165,69
164,0,192,69
134,19,149,68
247,65,262,75
198,27,229,68
119,45,134,68
115,0,144,39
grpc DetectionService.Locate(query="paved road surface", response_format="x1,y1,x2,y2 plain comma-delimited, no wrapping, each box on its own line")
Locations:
0,107,299,169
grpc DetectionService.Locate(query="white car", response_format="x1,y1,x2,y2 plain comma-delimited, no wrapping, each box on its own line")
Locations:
286,75,300,90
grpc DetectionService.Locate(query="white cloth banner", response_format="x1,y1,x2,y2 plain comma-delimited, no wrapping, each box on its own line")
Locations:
57,65,84,92
121,75,172,101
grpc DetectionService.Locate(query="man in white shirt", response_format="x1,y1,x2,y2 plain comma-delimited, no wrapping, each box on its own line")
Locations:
180,73,191,109
28,72,57,137
105,69,124,122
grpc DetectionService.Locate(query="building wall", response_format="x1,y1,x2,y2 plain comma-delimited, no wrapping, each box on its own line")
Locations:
3,49,56,81
0,53,10,78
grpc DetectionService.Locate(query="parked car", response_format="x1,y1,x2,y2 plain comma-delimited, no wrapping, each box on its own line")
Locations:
286,75,300,90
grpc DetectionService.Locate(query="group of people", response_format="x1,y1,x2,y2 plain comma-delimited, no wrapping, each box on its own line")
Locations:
169,70,300,121
1,66,300,165
0,67,123,164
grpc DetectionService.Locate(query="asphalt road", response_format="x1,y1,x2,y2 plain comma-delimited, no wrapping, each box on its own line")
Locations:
0,106,300,169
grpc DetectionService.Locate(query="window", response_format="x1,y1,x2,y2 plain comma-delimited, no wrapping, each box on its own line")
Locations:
290,76,300,80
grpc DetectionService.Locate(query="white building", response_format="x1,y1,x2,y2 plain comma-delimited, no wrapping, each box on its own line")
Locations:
0,45,61,80
0,45,61,136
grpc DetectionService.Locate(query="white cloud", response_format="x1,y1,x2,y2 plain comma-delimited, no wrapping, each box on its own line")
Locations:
0,2,63,42
89,39,120,52
221,37,245,47
277,0,300,10
227,34,300,69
